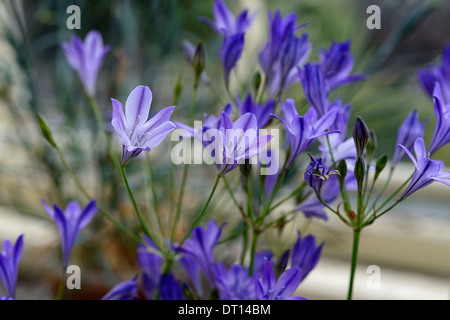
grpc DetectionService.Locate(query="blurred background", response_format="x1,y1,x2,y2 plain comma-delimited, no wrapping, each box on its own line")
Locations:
0,0,450,299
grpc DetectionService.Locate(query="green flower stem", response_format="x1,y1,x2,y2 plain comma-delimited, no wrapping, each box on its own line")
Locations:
180,174,221,246
373,166,394,208
119,165,157,245
146,154,165,238
53,141,139,242
347,228,360,300
56,267,65,300
248,230,260,276
374,173,412,214
223,176,246,219
269,181,307,212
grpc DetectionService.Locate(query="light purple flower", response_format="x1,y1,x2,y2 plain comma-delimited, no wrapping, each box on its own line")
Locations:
111,85,176,166
61,30,110,97
42,200,97,268
428,83,450,155
399,137,450,200
259,10,310,98
101,276,139,300
214,263,256,300
235,94,275,128
304,153,339,198
291,232,324,280
319,40,366,90
200,0,254,85
272,99,339,168
255,259,305,300
418,45,450,102
391,110,425,167
0,234,24,299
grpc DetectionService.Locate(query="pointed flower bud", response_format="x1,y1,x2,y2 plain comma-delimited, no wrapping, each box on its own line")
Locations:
353,116,370,158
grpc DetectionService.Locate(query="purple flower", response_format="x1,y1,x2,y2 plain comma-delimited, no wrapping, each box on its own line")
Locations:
0,235,24,299
137,237,163,300
304,153,339,198
61,30,110,97
399,137,450,200
182,40,210,85
291,232,324,280
259,10,310,98
180,221,226,285
300,63,330,118
272,99,339,168
42,200,97,268
159,273,185,300
101,276,139,300
0,295,13,300
111,85,176,166
214,263,256,300
418,45,450,102
319,40,366,90
200,0,254,85
235,94,275,128
391,110,426,167
428,83,450,155
255,259,305,300
209,112,272,176
296,175,340,221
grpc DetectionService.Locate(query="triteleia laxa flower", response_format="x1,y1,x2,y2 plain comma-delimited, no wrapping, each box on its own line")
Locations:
111,85,176,166
61,30,110,97
418,45,450,102
214,263,256,300
319,40,366,90
391,110,426,167
259,10,310,98
200,0,254,85
300,63,330,118
291,232,324,280
428,83,450,156
235,93,275,129
101,276,139,300
399,137,450,200
272,99,339,168
0,234,24,299
42,200,97,268
255,259,305,300
304,153,339,198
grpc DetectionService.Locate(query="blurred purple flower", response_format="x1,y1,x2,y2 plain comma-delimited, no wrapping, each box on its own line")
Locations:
259,10,310,98
272,99,339,168
291,232,324,280
101,276,139,300
399,137,450,200
137,237,163,300
111,85,176,165
319,40,366,90
200,0,254,85
428,83,450,155
214,263,256,300
255,259,305,300
0,295,13,300
300,63,330,118
159,273,185,300
235,94,275,128
61,30,110,97
418,45,450,102
391,110,426,167
0,234,24,299
42,200,97,268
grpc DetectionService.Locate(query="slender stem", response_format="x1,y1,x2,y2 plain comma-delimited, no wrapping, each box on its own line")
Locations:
347,229,361,300
248,231,260,276
373,167,394,208
223,176,246,218
56,267,65,300
119,165,156,244
375,174,412,213
246,168,255,221
180,175,221,246
146,154,165,237
270,181,307,211
318,196,351,227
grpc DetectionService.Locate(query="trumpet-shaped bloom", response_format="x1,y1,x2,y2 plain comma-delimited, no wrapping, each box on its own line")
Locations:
399,137,450,200
319,40,366,90
428,83,450,155
300,63,330,118
200,0,254,84
111,85,176,165
42,200,97,268
235,94,275,128
0,235,24,299
259,10,310,98
255,259,305,300
291,232,324,280
391,110,425,167
101,277,139,300
418,45,450,102
61,30,110,97
304,153,339,197
272,99,339,168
